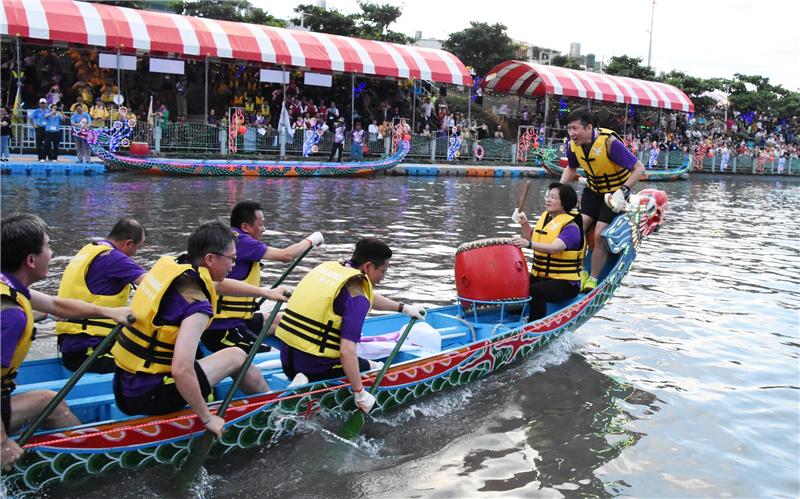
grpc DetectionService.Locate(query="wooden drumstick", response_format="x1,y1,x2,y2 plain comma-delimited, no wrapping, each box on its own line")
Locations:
517,180,532,213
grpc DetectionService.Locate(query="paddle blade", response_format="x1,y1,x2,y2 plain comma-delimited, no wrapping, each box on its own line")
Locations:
339,411,366,441
174,432,216,491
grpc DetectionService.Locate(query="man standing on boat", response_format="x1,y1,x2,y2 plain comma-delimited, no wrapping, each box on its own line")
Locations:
111,221,289,438
55,218,148,373
557,108,644,291
1,214,133,470
201,201,324,354
275,238,426,414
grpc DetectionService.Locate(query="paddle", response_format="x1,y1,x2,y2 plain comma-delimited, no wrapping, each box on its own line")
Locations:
175,297,285,488
252,243,314,310
175,245,311,487
17,314,135,446
339,317,418,441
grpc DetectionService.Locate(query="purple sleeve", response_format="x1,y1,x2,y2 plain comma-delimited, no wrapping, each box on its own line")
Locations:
333,289,371,343
1,308,27,368
556,224,582,251
85,250,146,295
237,234,268,262
566,147,580,169
608,139,639,170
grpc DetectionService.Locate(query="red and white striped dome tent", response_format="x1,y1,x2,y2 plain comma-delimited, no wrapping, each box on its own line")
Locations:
482,60,693,113
0,0,472,86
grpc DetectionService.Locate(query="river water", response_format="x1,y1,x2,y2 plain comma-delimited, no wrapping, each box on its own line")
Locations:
1,172,798,498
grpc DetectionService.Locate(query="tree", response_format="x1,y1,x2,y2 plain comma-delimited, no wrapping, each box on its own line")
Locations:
659,70,719,114
358,2,402,37
442,22,517,77
604,55,655,81
292,4,358,36
172,0,284,26
551,54,581,70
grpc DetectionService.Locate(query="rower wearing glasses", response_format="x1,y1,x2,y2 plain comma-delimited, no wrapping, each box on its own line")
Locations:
111,221,289,437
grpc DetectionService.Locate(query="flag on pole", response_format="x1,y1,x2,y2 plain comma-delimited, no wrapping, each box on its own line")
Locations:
147,96,154,127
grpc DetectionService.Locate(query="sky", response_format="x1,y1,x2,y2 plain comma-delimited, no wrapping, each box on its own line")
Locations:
254,0,800,91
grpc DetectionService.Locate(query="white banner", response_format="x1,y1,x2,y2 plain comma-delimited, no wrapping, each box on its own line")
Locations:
98,53,137,71
149,58,185,75
260,69,289,84
303,72,332,87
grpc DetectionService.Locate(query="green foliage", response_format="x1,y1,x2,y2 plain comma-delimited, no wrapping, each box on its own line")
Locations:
293,4,358,36
442,22,517,76
291,2,410,43
604,55,656,80
551,55,581,70
172,0,285,26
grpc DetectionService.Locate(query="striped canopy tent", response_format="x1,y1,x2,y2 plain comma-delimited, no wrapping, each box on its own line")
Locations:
0,0,471,86
482,60,693,113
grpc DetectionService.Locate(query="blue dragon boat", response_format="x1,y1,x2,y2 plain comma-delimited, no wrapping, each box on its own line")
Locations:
3,190,668,494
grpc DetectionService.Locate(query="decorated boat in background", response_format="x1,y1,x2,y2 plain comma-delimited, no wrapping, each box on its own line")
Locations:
544,156,691,182
79,113,410,177
4,190,668,495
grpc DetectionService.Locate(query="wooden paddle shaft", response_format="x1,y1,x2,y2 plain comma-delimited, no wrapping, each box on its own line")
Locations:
17,315,135,445
517,181,532,212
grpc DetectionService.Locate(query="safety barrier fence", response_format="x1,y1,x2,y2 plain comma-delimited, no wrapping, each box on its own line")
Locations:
5,124,797,175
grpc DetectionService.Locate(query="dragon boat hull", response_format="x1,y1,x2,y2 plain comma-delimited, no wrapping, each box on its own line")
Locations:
544,159,690,182
4,190,667,494
88,139,410,177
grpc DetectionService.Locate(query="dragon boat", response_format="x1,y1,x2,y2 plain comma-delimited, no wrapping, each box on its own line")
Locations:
80,114,410,177
3,189,668,495
544,157,690,182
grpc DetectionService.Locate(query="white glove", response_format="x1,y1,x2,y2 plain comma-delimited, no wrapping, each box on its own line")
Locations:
578,176,588,185
305,231,324,247
605,189,627,213
353,388,376,413
402,304,427,321
511,208,527,224
368,360,384,371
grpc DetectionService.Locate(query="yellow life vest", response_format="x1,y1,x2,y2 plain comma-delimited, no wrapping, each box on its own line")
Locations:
214,256,261,321
275,262,374,359
55,242,132,337
112,256,217,375
569,127,631,193
0,279,35,396
531,211,585,281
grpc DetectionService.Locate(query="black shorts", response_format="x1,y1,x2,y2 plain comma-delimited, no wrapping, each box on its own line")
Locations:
1,392,11,432
201,318,271,355
282,346,371,383
581,188,622,225
113,362,213,416
59,336,117,373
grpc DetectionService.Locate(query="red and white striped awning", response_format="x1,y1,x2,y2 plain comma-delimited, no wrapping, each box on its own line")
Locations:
483,60,693,112
0,0,471,86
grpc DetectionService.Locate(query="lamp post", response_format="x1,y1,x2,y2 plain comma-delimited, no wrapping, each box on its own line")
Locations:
647,0,655,68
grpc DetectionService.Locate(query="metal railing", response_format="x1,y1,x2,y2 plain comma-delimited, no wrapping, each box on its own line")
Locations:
5,123,797,175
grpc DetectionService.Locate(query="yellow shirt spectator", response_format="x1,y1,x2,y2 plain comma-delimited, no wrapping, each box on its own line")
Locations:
90,103,110,127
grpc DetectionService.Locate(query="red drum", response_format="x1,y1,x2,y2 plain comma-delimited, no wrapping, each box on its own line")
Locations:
559,157,569,168
454,238,529,302
129,142,150,156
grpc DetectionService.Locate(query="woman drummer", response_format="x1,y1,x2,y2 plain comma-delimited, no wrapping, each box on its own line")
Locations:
512,183,586,321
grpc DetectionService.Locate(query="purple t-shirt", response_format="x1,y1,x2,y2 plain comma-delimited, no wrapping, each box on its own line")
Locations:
280,269,372,376
207,228,268,331
0,273,31,373
567,131,638,170
116,270,214,397
557,224,582,250
60,241,146,354
555,223,582,288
